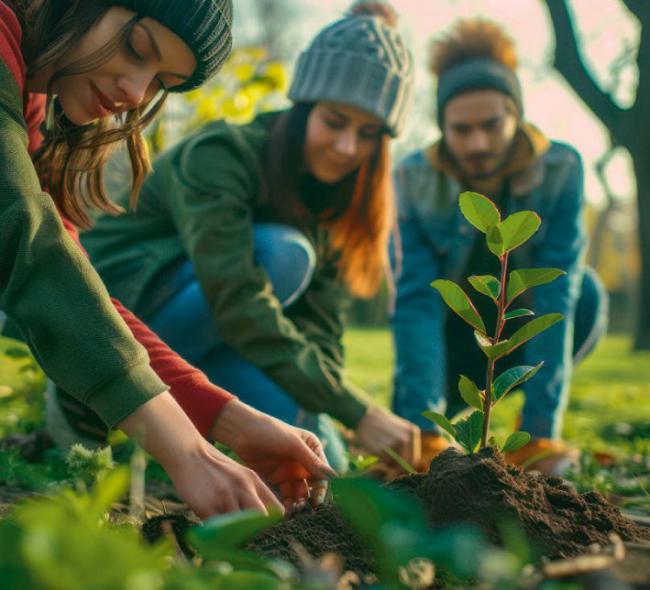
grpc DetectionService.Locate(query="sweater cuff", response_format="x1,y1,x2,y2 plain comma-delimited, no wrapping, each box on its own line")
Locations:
83,360,167,429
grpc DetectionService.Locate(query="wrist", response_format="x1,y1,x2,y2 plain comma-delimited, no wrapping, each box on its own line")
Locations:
119,392,207,472
209,399,257,450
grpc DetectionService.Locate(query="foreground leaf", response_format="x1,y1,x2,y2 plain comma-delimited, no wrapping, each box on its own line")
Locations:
468,275,501,301
431,279,486,334
458,375,483,410
189,508,283,553
455,411,484,454
492,363,544,401
459,191,500,232
502,431,532,453
422,411,456,438
506,268,566,304
499,211,541,252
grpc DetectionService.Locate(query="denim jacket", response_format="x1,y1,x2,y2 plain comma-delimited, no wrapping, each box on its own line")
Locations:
391,141,587,437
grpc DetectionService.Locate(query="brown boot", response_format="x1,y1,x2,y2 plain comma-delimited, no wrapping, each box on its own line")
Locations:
417,433,452,473
504,437,579,475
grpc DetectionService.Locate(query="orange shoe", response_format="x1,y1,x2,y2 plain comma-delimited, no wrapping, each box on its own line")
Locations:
504,437,579,475
417,433,452,472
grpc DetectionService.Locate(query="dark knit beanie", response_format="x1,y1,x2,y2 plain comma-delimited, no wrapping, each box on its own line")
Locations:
114,0,233,92
436,57,523,126
289,1,413,137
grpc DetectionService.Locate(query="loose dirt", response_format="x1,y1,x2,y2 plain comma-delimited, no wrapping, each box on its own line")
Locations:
246,448,650,577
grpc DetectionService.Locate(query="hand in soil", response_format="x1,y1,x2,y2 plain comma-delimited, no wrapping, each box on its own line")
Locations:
165,438,284,519
211,400,336,512
355,406,421,467
118,392,284,519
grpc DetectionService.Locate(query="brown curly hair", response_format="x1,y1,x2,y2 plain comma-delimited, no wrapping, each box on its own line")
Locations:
348,1,398,27
429,18,517,79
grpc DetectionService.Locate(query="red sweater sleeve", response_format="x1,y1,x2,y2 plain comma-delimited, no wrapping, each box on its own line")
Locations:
60,217,236,436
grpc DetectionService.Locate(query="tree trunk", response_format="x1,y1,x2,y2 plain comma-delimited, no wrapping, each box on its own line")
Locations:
631,145,650,349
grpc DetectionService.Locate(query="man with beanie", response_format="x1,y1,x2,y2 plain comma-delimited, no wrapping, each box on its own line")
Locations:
390,19,609,474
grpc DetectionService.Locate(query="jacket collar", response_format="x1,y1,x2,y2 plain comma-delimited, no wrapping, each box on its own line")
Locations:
426,122,551,198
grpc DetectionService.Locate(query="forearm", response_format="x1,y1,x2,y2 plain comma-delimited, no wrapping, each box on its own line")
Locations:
118,390,206,471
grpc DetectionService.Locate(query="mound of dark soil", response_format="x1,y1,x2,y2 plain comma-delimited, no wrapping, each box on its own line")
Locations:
247,448,650,576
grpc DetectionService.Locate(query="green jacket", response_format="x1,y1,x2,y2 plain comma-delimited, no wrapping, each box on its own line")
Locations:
83,113,369,428
0,6,166,428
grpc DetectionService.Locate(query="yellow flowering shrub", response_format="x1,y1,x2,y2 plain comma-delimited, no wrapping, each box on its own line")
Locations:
148,47,288,154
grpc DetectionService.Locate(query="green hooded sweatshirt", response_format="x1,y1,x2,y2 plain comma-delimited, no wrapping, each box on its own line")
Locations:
83,112,369,428
0,3,166,428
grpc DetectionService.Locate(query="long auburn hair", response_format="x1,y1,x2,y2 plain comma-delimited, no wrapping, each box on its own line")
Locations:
265,104,394,299
7,0,168,229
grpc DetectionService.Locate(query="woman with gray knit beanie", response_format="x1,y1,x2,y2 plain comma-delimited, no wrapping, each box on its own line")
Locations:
0,0,336,519
83,1,422,473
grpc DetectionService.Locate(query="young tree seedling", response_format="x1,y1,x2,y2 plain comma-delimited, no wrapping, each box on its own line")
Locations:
424,191,565,454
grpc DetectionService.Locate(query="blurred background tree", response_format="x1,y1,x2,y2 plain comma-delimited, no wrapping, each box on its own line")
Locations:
544,0,650,349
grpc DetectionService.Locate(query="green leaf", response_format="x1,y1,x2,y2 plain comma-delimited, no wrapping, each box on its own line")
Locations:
459,191,500,233
90,466,129,517
431,279,486,334
422,411,456,438
458,375,483,411
3,347,30,359
454,411,484,454
188,508,283,553
191,550,293,581
506,268,566,304
499,211,541,252
504,308,534,321
468,275,501,301
502,431,532,453
486,224,505,257
347,453,379,472
486,314,563,360
474,331,500,359
492,363,544,401
384,447,417,475
332,478,426,542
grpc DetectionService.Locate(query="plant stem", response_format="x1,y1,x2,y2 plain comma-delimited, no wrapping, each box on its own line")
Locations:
481,252,510,448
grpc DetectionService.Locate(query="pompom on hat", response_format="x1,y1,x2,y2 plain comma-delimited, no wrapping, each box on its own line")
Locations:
288,0,414,136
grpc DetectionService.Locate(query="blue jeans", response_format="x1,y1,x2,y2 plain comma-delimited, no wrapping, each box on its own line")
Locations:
143,223,349,472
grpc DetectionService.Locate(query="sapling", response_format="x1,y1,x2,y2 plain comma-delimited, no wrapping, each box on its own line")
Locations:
424,191,565,454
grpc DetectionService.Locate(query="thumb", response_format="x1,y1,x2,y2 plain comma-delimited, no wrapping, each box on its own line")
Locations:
294,434,337,478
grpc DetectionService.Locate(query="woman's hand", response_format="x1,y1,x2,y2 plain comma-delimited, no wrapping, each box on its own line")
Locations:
164,440,284,518
211,401,336,512
355,406,421,467
118,392,283,519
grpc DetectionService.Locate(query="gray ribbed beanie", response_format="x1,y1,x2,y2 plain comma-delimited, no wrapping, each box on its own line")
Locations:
114,0,233,92
288,2,414,136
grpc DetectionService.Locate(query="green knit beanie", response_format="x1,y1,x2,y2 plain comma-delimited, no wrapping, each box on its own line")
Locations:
114,0,233,92
288,1,414,136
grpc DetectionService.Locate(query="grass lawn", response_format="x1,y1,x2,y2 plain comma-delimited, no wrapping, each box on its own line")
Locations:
1,330,648,507
344,328,650,459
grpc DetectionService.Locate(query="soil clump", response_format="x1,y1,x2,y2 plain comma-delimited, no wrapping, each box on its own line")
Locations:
246,448,650,577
